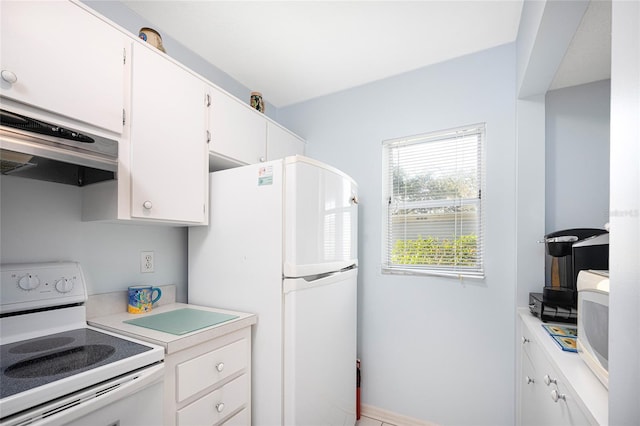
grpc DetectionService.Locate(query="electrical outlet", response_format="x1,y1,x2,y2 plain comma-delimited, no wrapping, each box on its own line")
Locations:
141,251,154,273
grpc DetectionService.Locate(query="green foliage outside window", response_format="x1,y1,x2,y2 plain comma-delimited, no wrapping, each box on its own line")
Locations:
391,235,478,267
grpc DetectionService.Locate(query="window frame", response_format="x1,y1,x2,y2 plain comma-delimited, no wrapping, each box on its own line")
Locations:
381,123,486,279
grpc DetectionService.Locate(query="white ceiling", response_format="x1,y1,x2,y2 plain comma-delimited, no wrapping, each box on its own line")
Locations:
549,0,611,91
121,0,611,108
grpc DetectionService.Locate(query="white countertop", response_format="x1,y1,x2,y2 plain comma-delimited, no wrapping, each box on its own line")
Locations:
88,303,257,354
519,308,608,425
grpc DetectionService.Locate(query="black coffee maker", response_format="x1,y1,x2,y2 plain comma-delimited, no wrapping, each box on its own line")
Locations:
529,228,609,323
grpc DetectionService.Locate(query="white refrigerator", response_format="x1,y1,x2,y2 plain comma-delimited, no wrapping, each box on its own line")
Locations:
188,155,358,425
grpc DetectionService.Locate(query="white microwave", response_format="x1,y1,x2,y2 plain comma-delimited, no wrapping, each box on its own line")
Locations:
577,269,609,388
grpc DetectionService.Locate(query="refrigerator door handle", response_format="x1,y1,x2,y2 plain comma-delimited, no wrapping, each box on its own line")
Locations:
284,260,357,278
283,268,357,294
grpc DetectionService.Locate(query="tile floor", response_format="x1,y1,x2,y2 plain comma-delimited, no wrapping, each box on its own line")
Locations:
357,415,396,426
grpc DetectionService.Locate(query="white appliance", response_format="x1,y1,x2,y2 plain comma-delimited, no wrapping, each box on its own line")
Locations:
577,269,610,388
189,155,358,425
0,262,164,426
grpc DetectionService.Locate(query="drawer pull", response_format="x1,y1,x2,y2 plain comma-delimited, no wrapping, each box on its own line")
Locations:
543,374,557,386
551,389,566,402
216,402,225,413
525,376,534,384
1,70,18,84
215,362,224,372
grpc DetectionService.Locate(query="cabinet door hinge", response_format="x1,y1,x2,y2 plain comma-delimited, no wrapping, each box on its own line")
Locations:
205,93,211,107
206,130,211,144
122,109,126,126
123,48,126,65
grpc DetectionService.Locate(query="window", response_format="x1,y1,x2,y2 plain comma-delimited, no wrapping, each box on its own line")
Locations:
382,124,485,278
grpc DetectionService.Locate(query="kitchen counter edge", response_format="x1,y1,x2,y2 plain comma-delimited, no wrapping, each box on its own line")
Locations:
88,303,257,354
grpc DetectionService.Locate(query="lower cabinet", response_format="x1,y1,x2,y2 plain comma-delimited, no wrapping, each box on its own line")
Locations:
177,374,248,426
165,327,252,426
518,312,605,425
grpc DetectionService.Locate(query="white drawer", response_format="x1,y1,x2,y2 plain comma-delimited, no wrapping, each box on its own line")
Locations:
221,407,249,425
177,374,249,426
521,323,542,367
176,338,247,402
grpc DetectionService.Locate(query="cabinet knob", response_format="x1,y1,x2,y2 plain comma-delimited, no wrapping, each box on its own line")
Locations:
215,402,225,413
259,157,266,163
1,70,18,84
142,200,153,210
525,376,534,385
351,195,359,205
551,389,566,402
543,374,557,386
215,362,224,372
521,337,530,344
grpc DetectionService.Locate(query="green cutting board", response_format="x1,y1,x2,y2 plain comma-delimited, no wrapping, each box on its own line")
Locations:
124,308,238,335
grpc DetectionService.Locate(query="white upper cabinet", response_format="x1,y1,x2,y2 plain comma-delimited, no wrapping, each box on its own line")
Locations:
0,1,126,134
207,87,306,169
129,43,208,223
266,121,305,161
3,0,303,226
208,87,266,165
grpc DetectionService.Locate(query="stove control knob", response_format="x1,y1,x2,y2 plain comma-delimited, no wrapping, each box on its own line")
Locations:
55,278,74,293
18,274,40,290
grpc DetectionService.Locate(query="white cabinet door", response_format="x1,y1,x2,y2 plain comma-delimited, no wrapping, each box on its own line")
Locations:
209,87,266,165
521,351,548,426
129,43,207,223
266,122,304,161
0,1,125,134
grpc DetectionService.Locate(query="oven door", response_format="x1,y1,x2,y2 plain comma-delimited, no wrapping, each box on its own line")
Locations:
1,363,164,426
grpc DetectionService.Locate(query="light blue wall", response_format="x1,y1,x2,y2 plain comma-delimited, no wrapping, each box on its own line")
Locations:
0,176,188,301
279,44,517,425
545,80,611,232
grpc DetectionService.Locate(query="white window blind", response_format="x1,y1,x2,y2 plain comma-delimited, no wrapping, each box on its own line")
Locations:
382,124,485,278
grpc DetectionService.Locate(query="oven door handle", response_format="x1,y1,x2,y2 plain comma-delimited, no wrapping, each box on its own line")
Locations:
2,363,164,426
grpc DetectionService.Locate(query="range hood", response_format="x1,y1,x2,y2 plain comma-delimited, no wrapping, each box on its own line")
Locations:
0,109,118,186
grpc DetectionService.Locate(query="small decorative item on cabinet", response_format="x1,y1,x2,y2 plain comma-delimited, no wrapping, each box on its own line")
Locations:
138,27,166,53
250,91,265,113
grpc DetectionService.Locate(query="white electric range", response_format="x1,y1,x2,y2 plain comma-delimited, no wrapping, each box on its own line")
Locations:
0,262,164,426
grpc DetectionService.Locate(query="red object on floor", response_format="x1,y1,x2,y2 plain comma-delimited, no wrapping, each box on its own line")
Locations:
356,359,361,420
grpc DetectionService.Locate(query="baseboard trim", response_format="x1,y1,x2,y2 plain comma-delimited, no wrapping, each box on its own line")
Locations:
360,404,439,426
